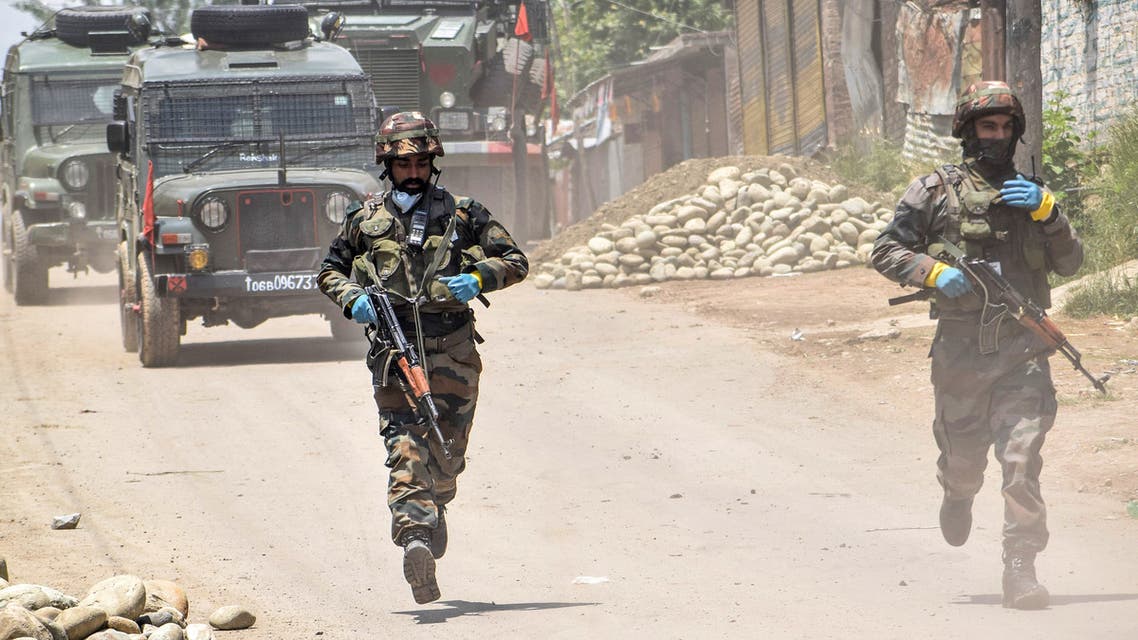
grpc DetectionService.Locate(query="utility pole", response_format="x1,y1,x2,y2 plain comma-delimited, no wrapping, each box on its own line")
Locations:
979,0,1006,81
1006,0,1043,171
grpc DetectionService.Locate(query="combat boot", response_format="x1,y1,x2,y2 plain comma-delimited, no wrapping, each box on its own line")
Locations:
1002,552,1049,610
938,496,973,547
401,529,440,604
430,506,447,559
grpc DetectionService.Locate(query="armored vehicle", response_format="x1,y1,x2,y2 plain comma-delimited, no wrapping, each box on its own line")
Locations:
1,6,152,305
295,0,552,243
106,4,381,367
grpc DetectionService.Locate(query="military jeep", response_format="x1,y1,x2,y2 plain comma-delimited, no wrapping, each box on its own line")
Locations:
1,6,152,305
106,4,381,367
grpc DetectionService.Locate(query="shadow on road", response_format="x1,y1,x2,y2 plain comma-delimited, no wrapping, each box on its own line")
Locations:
393,599,597,625
175,337,366,367
954,592,1138,607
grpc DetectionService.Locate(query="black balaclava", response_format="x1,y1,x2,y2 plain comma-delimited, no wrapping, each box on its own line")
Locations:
961,121,1019,175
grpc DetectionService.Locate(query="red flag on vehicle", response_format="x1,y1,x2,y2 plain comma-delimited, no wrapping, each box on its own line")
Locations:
141,160,156,243
514,2,532,42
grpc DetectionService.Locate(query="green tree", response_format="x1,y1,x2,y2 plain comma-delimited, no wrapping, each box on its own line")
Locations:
554,0,732,98
15,0,204,36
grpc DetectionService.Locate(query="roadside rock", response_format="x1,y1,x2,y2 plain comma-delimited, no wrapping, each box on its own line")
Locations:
0,585,77,612
78,576,145,621
141,578,188,619
54,605,106,640
0,603,53,640
149,622,185,640
207,605,255,631
184,623,214,640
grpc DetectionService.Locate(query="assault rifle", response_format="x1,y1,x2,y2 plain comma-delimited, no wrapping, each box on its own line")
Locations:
889,240,1110,393
364,284,454,458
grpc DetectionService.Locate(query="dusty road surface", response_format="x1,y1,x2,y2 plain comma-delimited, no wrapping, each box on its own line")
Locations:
3,267,1138,639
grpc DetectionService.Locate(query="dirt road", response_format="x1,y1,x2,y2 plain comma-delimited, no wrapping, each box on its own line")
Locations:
2,268,1137,639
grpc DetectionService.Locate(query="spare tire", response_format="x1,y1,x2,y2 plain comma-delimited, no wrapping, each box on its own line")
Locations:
191,5,311,46
472,52,543,114
55,6,152,47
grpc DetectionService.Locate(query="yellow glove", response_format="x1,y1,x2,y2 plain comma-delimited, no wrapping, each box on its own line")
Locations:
924,261,949,288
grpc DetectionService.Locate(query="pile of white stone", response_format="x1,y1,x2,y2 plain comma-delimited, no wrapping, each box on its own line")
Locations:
533,163,894,290
0,558,255,640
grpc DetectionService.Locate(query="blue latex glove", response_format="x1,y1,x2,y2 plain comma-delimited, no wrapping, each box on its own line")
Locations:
350,295,377,325
439,274,481,303
935,267,973,298
999,174,1044,210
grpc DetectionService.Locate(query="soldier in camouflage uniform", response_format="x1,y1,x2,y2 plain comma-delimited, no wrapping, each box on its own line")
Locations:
872,81,1083,610
318,111,528,604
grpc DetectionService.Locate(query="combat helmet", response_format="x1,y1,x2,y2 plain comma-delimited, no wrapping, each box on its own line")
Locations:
951,81,1025,140
375,111,445,163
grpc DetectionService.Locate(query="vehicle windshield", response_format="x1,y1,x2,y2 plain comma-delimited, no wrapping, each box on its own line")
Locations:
31,74,119,144
143,77,376,178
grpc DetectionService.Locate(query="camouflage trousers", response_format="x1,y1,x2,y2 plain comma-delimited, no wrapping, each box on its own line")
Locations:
372,323,482,546
930,322,1058,554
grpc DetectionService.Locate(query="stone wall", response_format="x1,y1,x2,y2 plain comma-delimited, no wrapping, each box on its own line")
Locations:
1042,0,1138,142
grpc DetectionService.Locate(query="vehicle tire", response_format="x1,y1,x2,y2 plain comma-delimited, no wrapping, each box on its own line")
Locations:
119,242,139,353
328,313,366,343
2,213,12,294
472,52,543,113
55,6,152,47
501,37,533,76
137,252,180,367
191,5,310,46
11,210,48,306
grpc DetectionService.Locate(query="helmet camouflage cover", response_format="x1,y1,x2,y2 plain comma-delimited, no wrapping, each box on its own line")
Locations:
375,111,445,162
951,80,1026,139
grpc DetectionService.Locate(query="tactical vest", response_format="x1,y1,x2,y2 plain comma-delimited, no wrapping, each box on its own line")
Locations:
928,164,1052,317
350,186,487,315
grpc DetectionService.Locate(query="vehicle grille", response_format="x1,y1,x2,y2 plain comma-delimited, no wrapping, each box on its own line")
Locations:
88,156,116,220
354,47,421,112
235,189,319,271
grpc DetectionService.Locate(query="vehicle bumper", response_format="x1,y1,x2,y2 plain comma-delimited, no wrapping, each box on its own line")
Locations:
26,220,118,247
155,270,323,301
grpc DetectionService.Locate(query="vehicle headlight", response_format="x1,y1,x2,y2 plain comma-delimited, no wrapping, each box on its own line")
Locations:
440,91,456,109
487,107,508,132
60,159,90,191
67,200,87,220
197,197,229,231
325,191,352,225
437,110,471,131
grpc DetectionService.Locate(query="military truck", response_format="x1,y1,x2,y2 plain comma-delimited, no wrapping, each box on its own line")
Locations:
294,0,553,243
1,6,152,305
106,4,381,367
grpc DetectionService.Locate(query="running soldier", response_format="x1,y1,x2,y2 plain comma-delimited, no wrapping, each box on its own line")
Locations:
872,81,1084,609
318,111,528,604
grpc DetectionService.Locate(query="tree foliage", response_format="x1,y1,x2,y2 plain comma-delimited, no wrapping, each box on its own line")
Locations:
14,0,205,36
553,0,732,98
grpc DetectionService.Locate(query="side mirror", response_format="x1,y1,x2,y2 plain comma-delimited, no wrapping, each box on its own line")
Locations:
320,12,344,41
106,121,130,155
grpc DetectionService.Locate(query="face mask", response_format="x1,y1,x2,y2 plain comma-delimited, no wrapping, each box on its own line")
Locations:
391,189,422,213
962,129,1017,168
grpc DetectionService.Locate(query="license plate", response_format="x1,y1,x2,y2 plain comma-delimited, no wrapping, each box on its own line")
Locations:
244,273,317,293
